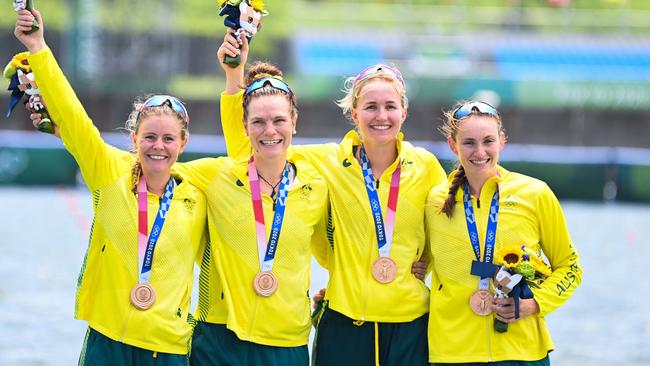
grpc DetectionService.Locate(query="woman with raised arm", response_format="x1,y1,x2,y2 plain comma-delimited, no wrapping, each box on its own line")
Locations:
17,16,329,364
219,33,447,365
425,101,582,365
15,9,208,366
179,50,330,366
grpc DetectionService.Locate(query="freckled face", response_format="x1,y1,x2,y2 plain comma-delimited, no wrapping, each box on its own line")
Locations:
131,115,187,175
245,94,296,160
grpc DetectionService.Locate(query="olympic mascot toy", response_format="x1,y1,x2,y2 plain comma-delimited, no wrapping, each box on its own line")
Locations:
219,0,268,67
4,52,55,134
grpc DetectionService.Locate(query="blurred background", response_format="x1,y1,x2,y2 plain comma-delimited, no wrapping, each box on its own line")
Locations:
1,0,649,365
1,0,650,200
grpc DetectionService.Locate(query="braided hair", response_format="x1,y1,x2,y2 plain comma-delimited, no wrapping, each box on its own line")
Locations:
440,166,466,218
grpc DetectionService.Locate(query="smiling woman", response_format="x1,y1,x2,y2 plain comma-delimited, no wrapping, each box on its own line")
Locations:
126,95,190,196
14,8,208,365
241,68,299,197
184,33,330,366
425,100,583,365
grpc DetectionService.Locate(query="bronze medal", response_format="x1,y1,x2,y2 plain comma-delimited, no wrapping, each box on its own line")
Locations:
469,289,493,316
253,271,278,297
130,283,156,310
371,257,398,284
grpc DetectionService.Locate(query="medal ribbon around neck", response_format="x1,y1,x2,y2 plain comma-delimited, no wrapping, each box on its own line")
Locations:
137,175,176,284
359,145,401,258
248,157,291,272
463,182,500,290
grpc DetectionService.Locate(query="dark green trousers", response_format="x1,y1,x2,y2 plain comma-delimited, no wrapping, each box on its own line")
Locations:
190,322,309,366
432,355,550,366
78,327,188,366
313,308,429,366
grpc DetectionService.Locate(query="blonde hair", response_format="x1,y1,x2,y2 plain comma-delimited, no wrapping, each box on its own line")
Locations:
336,66,408,122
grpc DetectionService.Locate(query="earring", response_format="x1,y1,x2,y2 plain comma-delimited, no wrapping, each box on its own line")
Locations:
293,129,296,134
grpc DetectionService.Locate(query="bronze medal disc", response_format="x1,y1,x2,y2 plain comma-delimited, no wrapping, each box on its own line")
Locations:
469,290,493,316
130,283,156,310
253,271,278,297
371,257,398,284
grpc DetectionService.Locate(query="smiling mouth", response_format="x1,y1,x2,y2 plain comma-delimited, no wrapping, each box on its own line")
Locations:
147,154,168,160
470,158,490,166
260,139,282,145
369,125,391,130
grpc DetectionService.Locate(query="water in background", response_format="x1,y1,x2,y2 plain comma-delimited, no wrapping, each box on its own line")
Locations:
1,186,648,366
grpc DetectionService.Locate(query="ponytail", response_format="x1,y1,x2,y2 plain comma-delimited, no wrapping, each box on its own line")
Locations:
131,161,142,194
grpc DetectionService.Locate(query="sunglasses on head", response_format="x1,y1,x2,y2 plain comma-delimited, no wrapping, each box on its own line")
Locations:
244,77,292,96
354,64,405,87
136,95,190,124
453,101,498,120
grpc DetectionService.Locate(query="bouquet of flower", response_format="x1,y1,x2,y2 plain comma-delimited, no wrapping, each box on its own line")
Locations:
4,51,55,134
492,245,552,333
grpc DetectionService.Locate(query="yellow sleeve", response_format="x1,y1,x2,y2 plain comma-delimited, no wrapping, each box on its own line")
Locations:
173,158,222,192
220,91,251,158
28,48,128,190
310,200,332,269
532,185,583,317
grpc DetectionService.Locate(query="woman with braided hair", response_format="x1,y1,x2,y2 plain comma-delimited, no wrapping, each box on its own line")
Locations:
425,101,582,365
15,9,209,365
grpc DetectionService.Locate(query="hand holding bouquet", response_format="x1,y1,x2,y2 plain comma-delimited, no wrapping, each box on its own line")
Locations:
4,51,55,134
492,245,552,332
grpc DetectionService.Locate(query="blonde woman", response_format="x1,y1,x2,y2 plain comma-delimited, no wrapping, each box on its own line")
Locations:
15,9,208,365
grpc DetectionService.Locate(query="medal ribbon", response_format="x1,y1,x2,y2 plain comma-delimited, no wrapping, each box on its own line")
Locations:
463,182,500,290
248,157,291,272
359,145,401,258
137,175,176,284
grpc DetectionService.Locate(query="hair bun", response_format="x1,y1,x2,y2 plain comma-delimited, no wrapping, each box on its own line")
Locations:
247,62,283,85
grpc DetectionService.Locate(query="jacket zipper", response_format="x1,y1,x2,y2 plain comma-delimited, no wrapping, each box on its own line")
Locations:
118,307,134,342
361,228,379,322
246,294,260,341
477,191,491,361
486,316,493,362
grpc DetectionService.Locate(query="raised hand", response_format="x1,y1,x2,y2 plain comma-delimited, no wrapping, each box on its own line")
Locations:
14,8,46,53
217,29,249,94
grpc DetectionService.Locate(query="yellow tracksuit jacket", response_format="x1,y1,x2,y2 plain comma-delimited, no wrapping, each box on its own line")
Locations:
177,155,329,346
425,166,582,363
221,91,447,322
29,48,208,354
